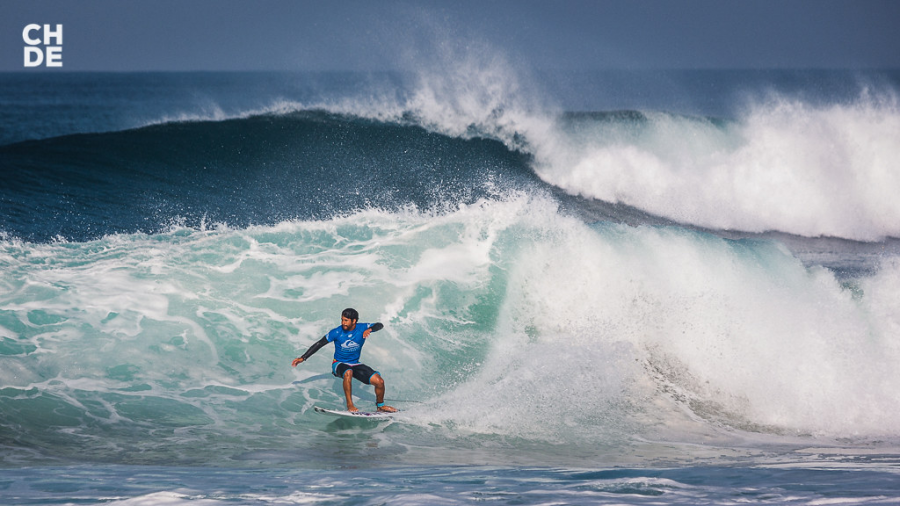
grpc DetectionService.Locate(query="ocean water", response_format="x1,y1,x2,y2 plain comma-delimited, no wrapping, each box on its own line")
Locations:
2,67,900,504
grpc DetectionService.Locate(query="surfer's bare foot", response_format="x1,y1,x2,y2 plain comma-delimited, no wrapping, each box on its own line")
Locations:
377,405,397,413
347,405,359,412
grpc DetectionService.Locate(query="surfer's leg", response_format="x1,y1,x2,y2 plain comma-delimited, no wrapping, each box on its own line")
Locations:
342,369,357,412
369,374,397,413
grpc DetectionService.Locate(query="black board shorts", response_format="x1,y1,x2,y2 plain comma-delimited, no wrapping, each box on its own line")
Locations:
332,362,380,384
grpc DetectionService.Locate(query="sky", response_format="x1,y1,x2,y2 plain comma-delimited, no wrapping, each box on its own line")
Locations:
1,0,899,72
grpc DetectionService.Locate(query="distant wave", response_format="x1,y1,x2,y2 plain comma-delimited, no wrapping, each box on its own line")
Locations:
0,110,540,243
530,92,900,241
293,72,900,241
183,81,900,242
3,74,899,243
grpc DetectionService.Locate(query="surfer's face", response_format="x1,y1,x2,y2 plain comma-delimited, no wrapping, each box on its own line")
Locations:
341,316,356,331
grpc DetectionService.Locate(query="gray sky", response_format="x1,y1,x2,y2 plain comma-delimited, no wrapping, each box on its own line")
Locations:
2,0,899,72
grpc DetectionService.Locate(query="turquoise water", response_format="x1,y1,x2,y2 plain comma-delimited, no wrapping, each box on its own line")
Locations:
4,464,900,505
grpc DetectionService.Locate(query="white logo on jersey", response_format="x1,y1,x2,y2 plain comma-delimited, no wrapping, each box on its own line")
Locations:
341,340,360,350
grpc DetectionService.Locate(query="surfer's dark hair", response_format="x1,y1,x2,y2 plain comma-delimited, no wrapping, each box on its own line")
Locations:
342,308,359,321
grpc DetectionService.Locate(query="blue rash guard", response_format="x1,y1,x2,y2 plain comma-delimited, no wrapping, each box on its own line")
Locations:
298,322,384,365
326,322,375,364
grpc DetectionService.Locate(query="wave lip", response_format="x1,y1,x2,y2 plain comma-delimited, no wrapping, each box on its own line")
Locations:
531,92,900,242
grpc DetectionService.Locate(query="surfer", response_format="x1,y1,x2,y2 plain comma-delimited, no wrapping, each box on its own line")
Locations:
292,308,398,413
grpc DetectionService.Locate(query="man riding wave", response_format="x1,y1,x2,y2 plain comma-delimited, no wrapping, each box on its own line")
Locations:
292,308,397,413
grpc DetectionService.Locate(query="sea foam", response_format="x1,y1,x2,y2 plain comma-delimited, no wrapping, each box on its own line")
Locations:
530,90,900,241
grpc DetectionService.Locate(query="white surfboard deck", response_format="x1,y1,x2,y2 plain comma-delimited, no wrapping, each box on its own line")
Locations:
313,405,395,419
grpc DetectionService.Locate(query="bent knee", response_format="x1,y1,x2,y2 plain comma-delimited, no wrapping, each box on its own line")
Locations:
370,374,384,386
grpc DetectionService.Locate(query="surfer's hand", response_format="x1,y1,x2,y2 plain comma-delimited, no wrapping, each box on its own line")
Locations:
363,328,372,338
291,357,304,367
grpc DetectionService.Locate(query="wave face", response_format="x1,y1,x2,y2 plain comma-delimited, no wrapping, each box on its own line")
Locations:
2,198,900,466
0,110,538,243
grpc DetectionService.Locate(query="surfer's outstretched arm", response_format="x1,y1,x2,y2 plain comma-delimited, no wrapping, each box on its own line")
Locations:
363,322,383,338
292,335,328,367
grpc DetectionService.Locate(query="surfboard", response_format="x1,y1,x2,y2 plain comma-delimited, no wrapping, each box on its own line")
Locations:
313,405,395,419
